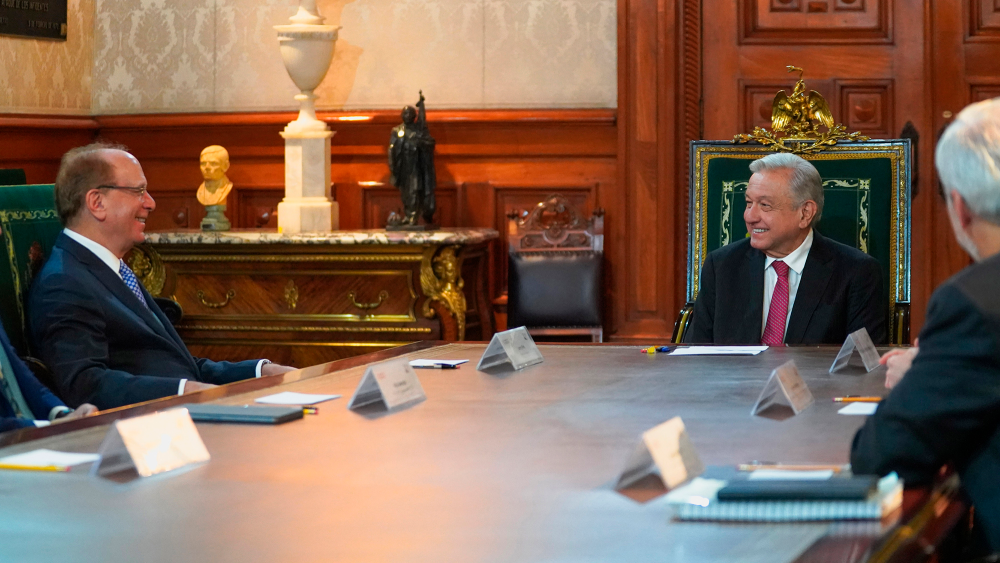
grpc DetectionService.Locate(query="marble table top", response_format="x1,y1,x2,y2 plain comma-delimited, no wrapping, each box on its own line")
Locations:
144,228,499,246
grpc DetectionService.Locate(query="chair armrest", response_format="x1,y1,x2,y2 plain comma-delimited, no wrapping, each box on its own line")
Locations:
153,298,184,325
672,303,694,344
21,355,65,402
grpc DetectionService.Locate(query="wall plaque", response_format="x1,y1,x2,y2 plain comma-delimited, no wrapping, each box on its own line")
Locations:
0,0,68,40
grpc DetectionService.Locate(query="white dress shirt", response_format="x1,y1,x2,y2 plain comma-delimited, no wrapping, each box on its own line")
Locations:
761,229,814,339
62,229,266,394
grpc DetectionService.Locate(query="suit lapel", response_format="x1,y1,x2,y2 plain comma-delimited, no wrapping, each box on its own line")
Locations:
785,232,834,344
57,234,175,342
739,246,766,342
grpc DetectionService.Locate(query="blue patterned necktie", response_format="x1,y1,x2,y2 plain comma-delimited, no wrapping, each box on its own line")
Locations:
119,260,148,308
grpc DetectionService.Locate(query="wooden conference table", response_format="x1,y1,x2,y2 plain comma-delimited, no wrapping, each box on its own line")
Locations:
0,344,965,563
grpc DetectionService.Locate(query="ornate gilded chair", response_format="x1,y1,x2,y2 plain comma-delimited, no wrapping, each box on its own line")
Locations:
507,194,605,342
673,71,912,345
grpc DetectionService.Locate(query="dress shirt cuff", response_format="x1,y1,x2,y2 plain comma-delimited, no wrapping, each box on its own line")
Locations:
178,379,187,395
48,406,72,421
33,420,51,428
256,359,271,378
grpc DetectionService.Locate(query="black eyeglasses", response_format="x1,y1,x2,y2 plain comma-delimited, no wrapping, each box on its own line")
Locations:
96,185,148,198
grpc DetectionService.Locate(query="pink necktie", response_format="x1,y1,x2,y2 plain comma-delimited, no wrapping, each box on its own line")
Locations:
762,261,789,346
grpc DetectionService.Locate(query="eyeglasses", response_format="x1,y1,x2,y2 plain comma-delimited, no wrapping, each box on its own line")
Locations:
96,185,148,198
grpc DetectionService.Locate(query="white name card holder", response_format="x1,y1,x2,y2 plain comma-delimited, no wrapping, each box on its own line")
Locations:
347,358,427,411
751,360,815,418
92,408,210,478
476,326,544,371
830,327,881,373
615,416,705,490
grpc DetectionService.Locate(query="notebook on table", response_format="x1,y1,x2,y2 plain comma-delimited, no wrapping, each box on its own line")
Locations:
181,404,304,425
665,473,902,522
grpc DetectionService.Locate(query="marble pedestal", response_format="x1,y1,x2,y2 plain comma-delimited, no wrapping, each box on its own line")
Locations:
278,129,339,232
200,204,231,231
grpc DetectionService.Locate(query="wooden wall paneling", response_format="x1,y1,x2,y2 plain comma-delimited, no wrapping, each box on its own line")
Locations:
740,0,891,44
354,182,461,229
968,0,1000,40
235,187,282,229
146,192,204,231
0,116,97,185
835,79,894,138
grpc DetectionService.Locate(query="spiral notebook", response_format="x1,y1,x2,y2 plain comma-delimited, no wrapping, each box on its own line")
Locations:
664,473,902,522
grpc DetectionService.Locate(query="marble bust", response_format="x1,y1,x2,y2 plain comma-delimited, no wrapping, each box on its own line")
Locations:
197,145,233,231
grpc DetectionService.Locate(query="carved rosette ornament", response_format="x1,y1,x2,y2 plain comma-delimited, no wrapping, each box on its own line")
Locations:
420,246,467,340
124,245,166,297
733,66,870,155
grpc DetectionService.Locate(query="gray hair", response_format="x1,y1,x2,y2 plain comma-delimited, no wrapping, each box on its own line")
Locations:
936,98,1000,224
749,153,825,226
54,141,129,226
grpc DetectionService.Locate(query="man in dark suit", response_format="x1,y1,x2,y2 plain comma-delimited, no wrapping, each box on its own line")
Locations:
0,320,97,433
852,98,1000,556
686,152,886,345
28,143,295,410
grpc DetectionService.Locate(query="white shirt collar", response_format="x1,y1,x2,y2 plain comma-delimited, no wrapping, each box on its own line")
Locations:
764,228,813,275
63,228,122,277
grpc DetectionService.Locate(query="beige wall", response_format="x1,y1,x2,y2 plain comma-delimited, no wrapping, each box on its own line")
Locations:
0,0,615,115
0,0,94,115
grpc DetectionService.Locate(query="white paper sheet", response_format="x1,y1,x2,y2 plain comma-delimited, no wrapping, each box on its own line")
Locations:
838,402,880,415
670,346,768,356
0,448,100,468
409,359,469,368
255,392,341,405
748,469,834,480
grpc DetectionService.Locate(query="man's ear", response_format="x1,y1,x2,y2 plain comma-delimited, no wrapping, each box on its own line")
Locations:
84,189,107,221
221,159,230,174
949,190,975,230
799,200,818,228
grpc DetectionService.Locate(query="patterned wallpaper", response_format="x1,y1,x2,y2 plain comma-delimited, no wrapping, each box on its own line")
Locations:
0,0,94,114
0,0,616,114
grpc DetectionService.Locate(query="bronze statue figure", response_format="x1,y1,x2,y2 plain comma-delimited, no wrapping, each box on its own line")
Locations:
387,91,438,230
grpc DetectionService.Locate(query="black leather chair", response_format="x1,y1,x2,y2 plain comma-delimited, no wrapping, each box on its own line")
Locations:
506,194,605,342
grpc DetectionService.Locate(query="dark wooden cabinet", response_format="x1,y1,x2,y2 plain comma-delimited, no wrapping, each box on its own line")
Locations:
126,229,497,367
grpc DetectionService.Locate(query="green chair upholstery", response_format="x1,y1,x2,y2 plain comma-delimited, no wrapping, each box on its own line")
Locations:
0,169,27,186
674,140,912,344
0,184,63,355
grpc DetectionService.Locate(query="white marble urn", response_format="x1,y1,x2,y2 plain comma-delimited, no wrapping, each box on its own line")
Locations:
274,0,341,233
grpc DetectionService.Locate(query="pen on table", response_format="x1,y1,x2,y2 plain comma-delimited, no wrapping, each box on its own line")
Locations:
737,463,846,472
832,396,882,403
416,365,459,370
0,463,70,472
302,407,318,415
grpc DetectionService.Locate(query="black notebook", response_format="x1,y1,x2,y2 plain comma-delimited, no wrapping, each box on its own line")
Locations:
717,476,879,501
181,404,304,425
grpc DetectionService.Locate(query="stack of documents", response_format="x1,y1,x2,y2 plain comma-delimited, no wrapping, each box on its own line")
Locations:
664,473,902,522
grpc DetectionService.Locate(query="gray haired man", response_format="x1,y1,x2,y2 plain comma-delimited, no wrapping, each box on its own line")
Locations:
687,152,887,344
852,98,1000,558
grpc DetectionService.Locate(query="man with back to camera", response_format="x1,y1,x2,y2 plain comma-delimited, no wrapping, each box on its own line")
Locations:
28,142,296,410
852,98,1000,558
686,152,887,345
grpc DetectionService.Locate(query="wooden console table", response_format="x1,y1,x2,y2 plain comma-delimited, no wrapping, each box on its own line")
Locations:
125,229,498,367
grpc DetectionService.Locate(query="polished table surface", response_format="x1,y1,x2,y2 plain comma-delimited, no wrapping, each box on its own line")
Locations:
0,344,916,562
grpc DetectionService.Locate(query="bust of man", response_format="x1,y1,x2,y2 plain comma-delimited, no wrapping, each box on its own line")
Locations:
196,145,233,207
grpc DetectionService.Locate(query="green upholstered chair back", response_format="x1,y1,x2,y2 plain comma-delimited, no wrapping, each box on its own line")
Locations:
0,184,62,354
0,169,27,186
679,140,912,344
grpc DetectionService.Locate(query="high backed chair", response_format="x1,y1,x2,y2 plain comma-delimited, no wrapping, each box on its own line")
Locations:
507,194,605,342
674,140,912,345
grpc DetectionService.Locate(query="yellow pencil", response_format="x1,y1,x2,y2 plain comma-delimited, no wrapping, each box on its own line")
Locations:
0,463,70,472
833,396,882,403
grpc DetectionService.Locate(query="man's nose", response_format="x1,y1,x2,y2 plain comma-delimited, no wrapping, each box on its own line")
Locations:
144,192,156,210
744,203,757,222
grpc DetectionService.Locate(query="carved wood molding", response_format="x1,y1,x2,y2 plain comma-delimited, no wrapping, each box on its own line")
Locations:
739,0,891,44
0,114,98,130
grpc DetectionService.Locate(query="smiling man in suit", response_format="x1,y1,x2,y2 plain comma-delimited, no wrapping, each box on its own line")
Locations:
28,143,295,410
686,152,887,345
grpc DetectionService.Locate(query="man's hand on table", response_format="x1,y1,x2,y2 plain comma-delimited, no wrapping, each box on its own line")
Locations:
879,338,918,390
54,403,99,423
261,363,297,377
183,381,218,394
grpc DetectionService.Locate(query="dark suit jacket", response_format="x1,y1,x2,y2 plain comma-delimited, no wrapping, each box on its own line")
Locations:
0,321,64,433
28,233,259,410
851,252,1000,553
686,231,887,345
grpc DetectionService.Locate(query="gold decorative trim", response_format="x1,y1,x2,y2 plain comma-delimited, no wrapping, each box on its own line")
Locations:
0,209,59,340
175,324,432,333
197,289,236,308
159,254,424,263
349,290,388,314
420,246,467,340
283,280,299,310
125,244,166,297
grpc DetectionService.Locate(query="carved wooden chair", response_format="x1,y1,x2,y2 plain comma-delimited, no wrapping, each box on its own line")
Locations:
506,194,605,342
